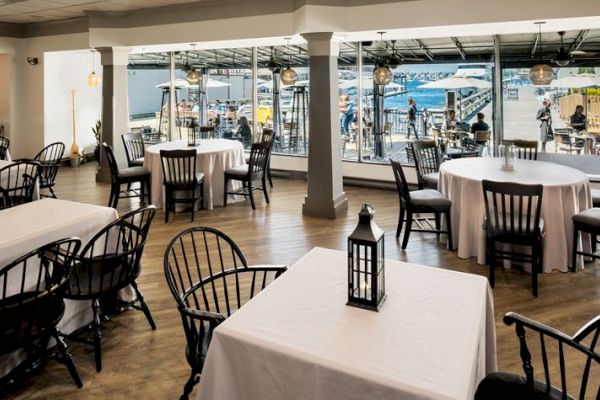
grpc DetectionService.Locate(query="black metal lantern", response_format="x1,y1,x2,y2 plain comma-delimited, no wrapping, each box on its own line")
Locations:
347,204,386,311
187,128,200,147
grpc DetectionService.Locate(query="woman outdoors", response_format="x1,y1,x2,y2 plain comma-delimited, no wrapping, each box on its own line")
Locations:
536,99,553,152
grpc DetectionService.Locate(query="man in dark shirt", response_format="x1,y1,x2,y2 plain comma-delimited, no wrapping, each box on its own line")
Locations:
570,105,587,132
470,112,489,133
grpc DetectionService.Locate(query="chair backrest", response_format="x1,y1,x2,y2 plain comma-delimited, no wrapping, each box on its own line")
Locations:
554,132,572,146
122,133,145,167
0,161,40,209
34,142,65,188
159,149,198,188
0,135,9,161
102,143,121,184
260,128,274,144
248,141,270,176
503,311,600,400
164,227,285,364
463,138,484,157
384,122,393,134
481,180,543,237
199,126,214,139
66,206,155,298
0,238,81,355
474,130,491,143
411,140,440,187
390,158,411,206
504,140,539,160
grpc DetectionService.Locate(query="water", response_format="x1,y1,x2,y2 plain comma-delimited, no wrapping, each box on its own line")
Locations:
385,79,445,111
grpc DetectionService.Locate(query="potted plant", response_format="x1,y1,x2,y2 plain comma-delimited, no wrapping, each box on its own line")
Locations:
92,118,102,162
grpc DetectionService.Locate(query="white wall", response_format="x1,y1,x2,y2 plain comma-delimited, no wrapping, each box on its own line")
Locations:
0,54,11,138
44,50,102,158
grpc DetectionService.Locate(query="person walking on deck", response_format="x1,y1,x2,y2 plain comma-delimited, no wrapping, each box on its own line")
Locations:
406,98,418,139
536,99,552,152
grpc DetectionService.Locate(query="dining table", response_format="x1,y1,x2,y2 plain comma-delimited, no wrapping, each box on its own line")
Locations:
439,157,592,272
198,247,496,400
144,139,245,210
0,198,119,376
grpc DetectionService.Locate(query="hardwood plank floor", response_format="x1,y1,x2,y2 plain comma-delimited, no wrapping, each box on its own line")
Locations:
5,161,600,399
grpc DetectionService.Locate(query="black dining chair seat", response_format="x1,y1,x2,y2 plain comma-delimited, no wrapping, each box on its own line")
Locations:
224,165,249,176
119,166,150,180
591,189,600,208
484,217,545,234
572,208,600,228
422,172,439,189
476,371,570,400
409,189,451,210
131,157,144,167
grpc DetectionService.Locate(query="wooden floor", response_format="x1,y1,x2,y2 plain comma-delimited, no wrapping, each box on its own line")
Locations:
5,162,600,399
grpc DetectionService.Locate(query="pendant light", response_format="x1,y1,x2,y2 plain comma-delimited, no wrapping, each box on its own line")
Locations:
87,49,101,88
280,38,298,86
529,22,554,86
373,32,392,86
186,45,200,84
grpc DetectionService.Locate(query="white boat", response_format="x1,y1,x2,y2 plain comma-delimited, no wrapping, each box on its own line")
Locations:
453,64,489,78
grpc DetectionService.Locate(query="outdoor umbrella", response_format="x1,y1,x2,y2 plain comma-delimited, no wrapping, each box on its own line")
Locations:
156,78,231,89
338,77,404,90
547,74,600,89
418,76,491,90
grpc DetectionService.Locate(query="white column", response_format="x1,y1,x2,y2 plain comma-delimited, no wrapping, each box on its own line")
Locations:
493,35,503,155
301,32,348,219
96,47,130,182
252,47,259,141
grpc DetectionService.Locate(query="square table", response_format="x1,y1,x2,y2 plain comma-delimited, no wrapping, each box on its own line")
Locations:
0,199,118,376
198,247,496,400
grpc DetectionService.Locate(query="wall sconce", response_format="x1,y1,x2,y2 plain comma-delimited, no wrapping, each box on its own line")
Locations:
27,57,38,65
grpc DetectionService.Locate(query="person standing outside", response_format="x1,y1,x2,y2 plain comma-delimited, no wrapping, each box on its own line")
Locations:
340,95,355,138
569,105,587,132
536,99,552,152
406,98,418,139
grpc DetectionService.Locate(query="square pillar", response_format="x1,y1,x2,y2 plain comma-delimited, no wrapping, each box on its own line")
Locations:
96,47,131,182
301,32,348,219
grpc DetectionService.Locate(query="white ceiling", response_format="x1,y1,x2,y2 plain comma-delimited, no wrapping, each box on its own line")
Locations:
0,0,202,23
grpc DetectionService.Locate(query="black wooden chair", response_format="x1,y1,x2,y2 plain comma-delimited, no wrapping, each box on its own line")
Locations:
0,161,40,209
159,149,204,223
224,141,270,210
33,142,65,198
0,238,82,391
199,126,214,139
571,208,600,272
390,158,453,250
65,206,156,372
482,180,544,296
462,138,484,157
476,311,600,400
103,142,151,209
164,227,287,400
122,132,145,167
411,140,441,190
504,140,539,160
0,135,9,160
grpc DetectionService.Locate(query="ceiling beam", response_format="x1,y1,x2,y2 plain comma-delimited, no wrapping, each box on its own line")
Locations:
450,37,466,60
413,39,434,60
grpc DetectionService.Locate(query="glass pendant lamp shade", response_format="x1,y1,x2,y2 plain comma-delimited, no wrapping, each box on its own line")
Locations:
87,71,101,88
280,66,298,85
529,63,554,85
186,68,200,84
373,65,392,86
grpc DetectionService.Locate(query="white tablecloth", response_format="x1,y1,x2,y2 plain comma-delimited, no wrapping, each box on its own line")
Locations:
439,158,592,273
144,139,245,210
198,247,496,400
0,159,40,201
0,199,118,376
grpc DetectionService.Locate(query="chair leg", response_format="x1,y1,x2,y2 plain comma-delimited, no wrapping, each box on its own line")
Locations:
131,281,156,330
49,186,58,199
571,227,579,272
190,189,196,222
180,368,200,400
396,207,405,238
593,234,597,254
165,190,170,223
532,243,540,297
223,177,229,207
445,210,453,251
92,299,102,372
487,240,496,288
267,163,273,188
199,180,205,210
248,178,256,210
53,330,83,388
262,174,270,204
401,211,413,250
434,213,441,240
139,180,145,206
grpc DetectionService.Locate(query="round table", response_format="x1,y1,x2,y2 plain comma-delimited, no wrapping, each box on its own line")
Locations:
145,139,245,210
439,158,592,273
